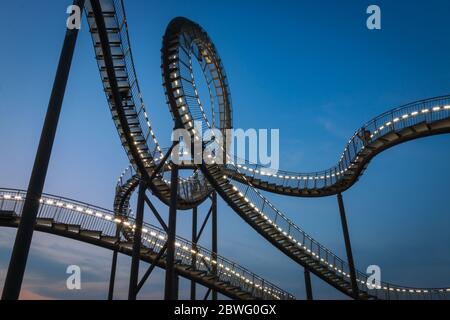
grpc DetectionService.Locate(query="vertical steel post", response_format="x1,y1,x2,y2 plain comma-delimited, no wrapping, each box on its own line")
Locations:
1,0,86,301
304,269,313,300
173,274,179,300
108,226,121,300
128,180,146,300
164,162,179,300
108,250,118,300
211,192,218,300
337,193,359,299
190,206,197,300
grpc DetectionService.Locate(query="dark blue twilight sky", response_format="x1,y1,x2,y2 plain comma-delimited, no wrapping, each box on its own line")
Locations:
0,0,450,299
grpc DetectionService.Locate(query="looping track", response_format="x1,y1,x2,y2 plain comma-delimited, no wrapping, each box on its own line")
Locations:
160,14,450,299
3,0,449,300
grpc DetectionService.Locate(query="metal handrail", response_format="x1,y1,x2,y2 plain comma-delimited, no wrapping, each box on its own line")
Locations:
0,188,293,300
227,95,450,191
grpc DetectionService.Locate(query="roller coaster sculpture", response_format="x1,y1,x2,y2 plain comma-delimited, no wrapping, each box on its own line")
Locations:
1,0,450,300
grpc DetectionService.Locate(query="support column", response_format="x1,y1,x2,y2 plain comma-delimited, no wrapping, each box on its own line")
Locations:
173,274,180,300
108,250,118,300
128,180,146,300
304,269,313,300
1,0,86,301
337,193,359,299
211,192,218,300
190,206,197,300
164,163,179,300
108,226,121,300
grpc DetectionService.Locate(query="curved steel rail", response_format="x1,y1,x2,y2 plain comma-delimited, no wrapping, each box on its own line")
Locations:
85,0,212,210
82,0,450,300
0,188,294,300
161,17,450,300
225,96,450,196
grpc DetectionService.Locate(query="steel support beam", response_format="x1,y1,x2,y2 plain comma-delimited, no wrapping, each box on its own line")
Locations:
211,192,218,300
190,206,197,300
172,274,180,300
128,180,146,300
108,226,121,300
1,0,85,301
204,288,211,300
304,269,313,300
195,206,212,243
108,250,118,300
136,242,168,293
144,195,168,232
337,193,359,299
148,141,179,182
164,162,179,300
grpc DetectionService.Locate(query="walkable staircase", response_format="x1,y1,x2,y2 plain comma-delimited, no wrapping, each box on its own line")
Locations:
224,97,450,197
85,0,211,209
0,189,294,300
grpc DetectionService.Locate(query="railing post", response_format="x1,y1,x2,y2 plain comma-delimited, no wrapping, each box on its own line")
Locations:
1,0,86,301
190,206,197,300
211,191,218,300
128,180,146,300
164,162,179,300
304,269,313,300
337,193,359,299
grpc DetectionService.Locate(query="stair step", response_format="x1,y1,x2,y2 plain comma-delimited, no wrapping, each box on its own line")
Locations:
79,230,102,239
36,218,54,226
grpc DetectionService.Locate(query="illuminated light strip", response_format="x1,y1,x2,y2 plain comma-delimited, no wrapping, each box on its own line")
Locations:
111,92,450,298
0,196,290,296
233,102,450,188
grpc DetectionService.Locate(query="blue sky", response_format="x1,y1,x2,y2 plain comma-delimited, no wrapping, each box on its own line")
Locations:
1,0,450,299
